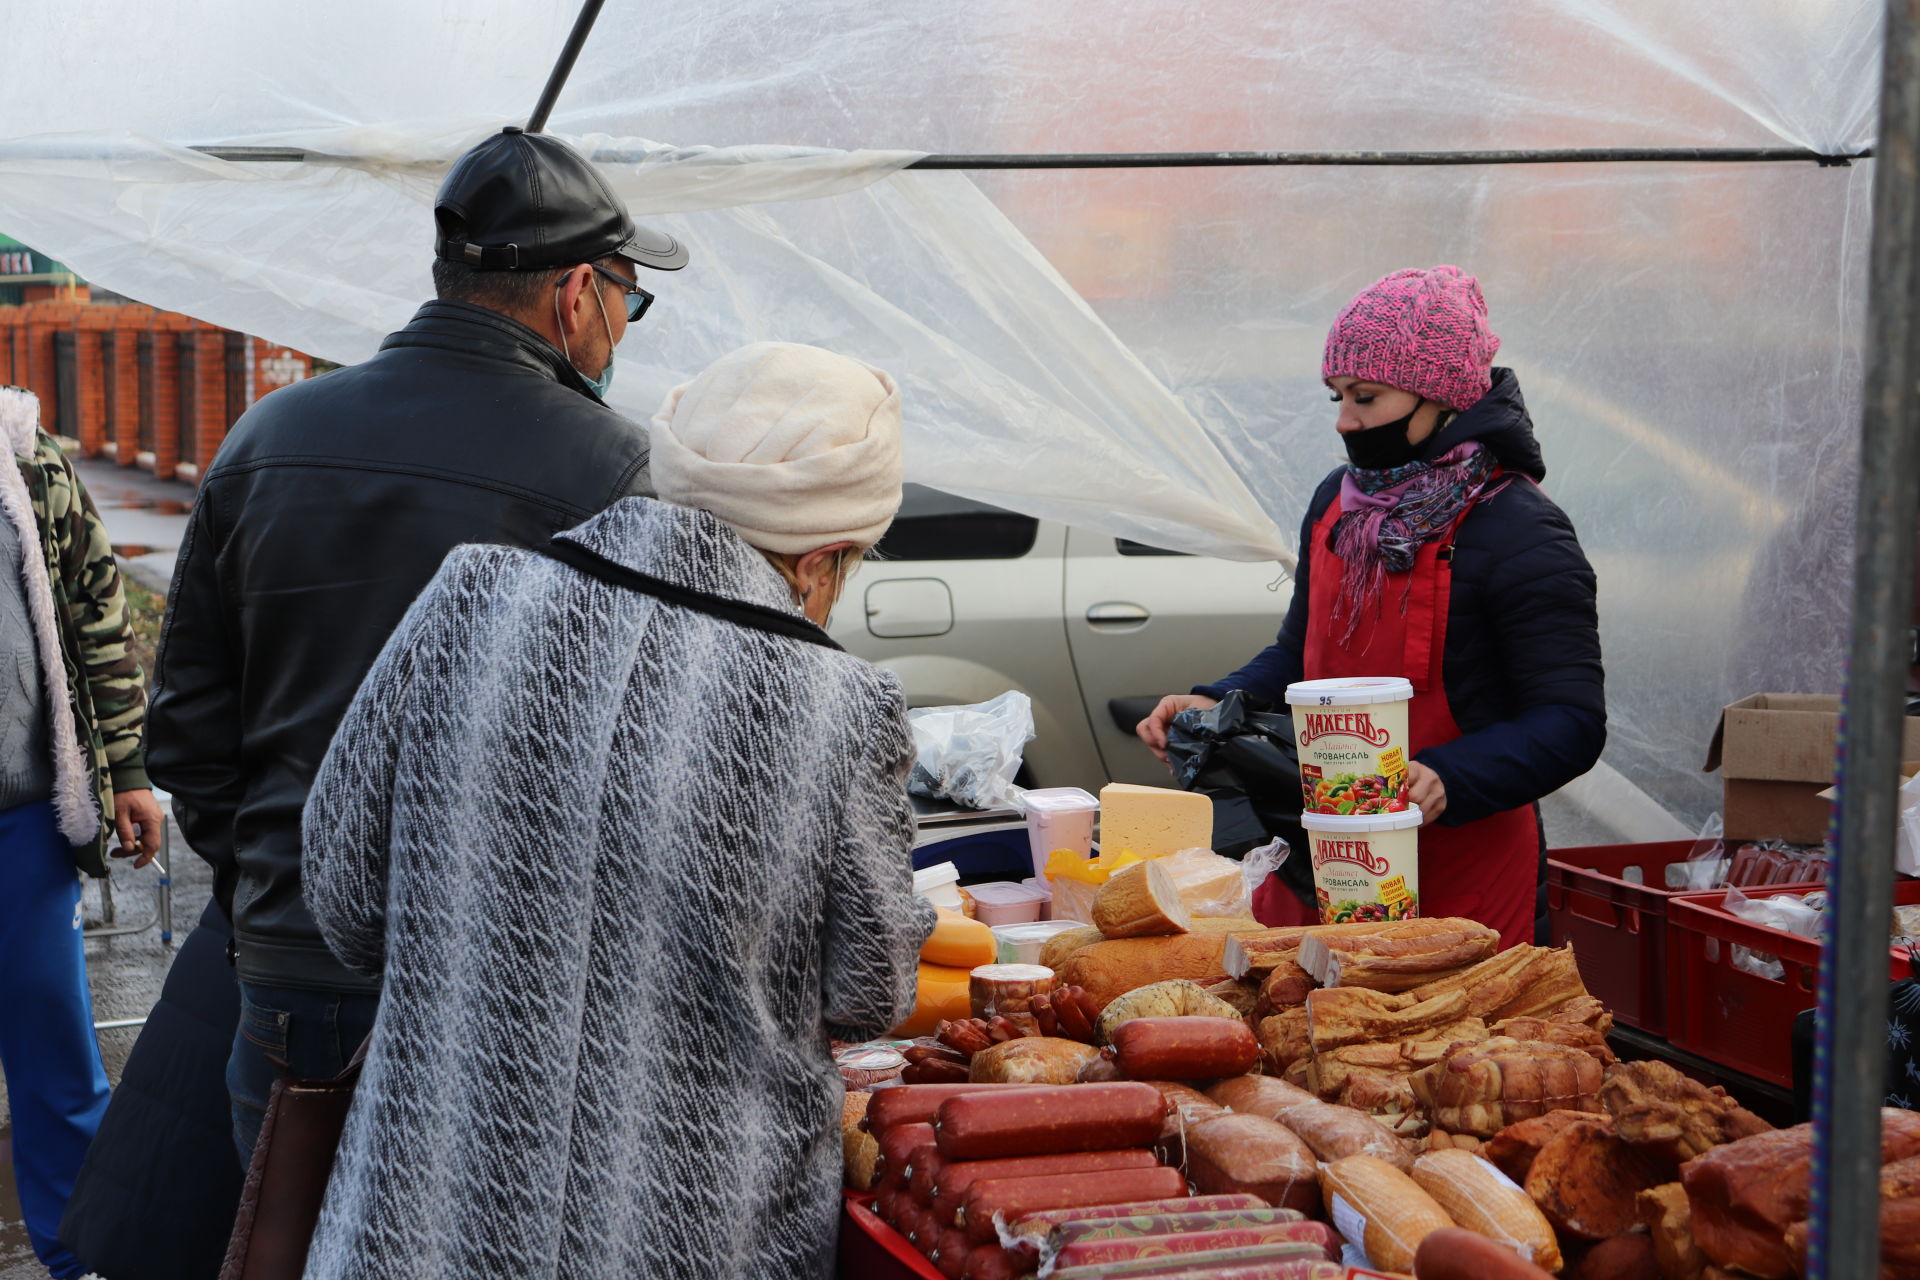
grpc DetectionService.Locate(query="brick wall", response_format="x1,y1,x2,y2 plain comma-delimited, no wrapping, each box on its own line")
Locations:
0,301,313,483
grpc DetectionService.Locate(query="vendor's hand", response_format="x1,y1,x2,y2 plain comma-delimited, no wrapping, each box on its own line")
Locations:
1405,763,1447,825
1136,694,1219,764
112,788,164,869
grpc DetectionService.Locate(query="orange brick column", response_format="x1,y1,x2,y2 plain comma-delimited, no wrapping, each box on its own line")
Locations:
0,307,18,385
107,311,142,466
75,311,113,456
146,315,188,480
181,326,228,481
23,303,63,426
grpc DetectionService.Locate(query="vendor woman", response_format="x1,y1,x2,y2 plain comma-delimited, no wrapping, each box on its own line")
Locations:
1138,266,1605,948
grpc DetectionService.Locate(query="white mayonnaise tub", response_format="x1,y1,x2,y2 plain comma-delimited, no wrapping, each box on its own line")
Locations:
1285,676,1415,817
1299,807,1424,925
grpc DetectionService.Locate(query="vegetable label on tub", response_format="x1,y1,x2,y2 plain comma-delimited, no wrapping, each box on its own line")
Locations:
1311,830,1419,925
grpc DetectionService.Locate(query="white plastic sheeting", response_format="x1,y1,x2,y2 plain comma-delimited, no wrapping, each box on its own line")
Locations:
0,0,1882,835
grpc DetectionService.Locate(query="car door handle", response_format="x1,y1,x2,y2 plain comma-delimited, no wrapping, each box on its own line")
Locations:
1085,602,1151,631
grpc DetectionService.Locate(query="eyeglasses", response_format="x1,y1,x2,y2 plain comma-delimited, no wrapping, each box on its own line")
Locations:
569,262,655,324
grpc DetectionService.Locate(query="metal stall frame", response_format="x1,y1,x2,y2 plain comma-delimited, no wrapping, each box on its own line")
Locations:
55,0,1920,1264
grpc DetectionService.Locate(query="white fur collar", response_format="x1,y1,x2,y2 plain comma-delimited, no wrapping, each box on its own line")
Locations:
2,386,41,459
0,384,101,846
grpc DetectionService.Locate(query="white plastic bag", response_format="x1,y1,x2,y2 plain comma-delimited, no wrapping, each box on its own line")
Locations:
906,690,1034,811
1239,837,1292,905
1720,885,1823,938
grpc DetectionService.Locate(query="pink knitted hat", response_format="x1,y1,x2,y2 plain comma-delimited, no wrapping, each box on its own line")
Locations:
1320,266,1502,412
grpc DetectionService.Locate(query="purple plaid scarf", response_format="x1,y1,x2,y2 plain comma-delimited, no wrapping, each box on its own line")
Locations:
1329,441,1498,644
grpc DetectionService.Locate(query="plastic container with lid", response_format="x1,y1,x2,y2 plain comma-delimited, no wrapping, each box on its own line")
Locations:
912,861,963,911
1300,807,1423,925
961,879,1051,927
1285,677,1415,817
991,918,1090,965
1020,786,1099,879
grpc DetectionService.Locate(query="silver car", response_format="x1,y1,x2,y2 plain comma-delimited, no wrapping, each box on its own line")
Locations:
829,484,1294,791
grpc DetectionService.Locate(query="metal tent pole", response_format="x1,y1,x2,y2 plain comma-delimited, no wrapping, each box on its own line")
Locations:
1808,1,1920,1274
525,0,608,135
185,143,1869,169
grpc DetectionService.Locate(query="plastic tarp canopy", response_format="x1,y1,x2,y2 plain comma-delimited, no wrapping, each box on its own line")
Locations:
0,0,1882,842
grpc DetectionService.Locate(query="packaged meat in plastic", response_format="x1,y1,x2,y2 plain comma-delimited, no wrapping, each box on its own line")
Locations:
1185,1114,1321,1215
967,1037,1099,1086
1049,1244,1343,1278
1050,1231,1334,1272
1272,1102,1412,1172
1052,1220,1336,1274
1044,1206,1309,1249
835,1040,910,1089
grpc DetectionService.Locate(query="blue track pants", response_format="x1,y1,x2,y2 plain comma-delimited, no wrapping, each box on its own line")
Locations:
0,800,112,1279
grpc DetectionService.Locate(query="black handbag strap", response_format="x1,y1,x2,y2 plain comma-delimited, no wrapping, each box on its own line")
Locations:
539,536,844,651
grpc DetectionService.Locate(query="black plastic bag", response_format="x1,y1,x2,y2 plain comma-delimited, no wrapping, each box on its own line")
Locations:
1165,690,1315,907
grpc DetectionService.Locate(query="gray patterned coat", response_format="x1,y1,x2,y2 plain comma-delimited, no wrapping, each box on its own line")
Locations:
301,496,934,1280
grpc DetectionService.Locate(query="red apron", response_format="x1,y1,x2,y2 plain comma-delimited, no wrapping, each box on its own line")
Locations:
1252,488,1540,949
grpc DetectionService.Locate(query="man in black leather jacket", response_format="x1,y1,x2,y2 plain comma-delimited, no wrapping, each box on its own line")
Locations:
146,126,689,1164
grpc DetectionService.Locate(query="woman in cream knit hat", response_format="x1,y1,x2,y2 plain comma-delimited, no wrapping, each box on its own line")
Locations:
299,343,932,1279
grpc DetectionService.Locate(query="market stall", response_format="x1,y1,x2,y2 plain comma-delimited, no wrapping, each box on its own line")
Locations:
838,774,1903,1278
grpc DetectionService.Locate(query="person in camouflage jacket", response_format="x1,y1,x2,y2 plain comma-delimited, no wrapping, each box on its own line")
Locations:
1,383,162,1280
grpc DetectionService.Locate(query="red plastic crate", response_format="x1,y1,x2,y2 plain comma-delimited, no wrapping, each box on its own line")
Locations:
839,1193,943,1280
1666,882,1918,1089
1545,840,1809,1036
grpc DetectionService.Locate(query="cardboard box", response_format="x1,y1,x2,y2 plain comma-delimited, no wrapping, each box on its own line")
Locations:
1704,694,1920,844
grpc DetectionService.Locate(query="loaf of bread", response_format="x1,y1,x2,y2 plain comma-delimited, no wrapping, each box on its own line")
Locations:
1092,860,1193,939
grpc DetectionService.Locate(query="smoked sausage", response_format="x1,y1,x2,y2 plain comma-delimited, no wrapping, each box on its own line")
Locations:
1413,1226,1558,1280
1051,1224,1337,1269
865,1083,1049,1137
1110,1017,1260,1080
906,1146,947,1207
957,1166,1189,1242
961,1244,1020,1280
928,1148,1158,1225
876,1123,936,1192
934,1082,1163,1159
1207,1075,1320,1118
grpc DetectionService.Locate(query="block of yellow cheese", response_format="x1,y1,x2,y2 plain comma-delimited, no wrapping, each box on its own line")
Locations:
921,906,996,969
1098,783,1213,859
889,961,974,1037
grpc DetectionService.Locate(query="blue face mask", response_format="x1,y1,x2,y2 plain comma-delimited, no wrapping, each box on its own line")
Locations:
557,269,621,401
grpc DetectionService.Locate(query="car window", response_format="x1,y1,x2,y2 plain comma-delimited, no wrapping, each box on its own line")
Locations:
869,484,1040,561
1115,539,1192,557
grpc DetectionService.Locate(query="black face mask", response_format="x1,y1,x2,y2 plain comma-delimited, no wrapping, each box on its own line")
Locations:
1342,398,1426,471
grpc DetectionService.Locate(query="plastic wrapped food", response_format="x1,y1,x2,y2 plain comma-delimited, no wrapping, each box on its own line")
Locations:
1409,1149,1559,1271
1044,1206,1308,1249
1050,1230,1334,1271
836,1041,910,1089
1184,1114,1321,1215
907,691,1034,811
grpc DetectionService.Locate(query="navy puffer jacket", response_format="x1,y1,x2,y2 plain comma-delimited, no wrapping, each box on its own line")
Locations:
1196,368,1606,826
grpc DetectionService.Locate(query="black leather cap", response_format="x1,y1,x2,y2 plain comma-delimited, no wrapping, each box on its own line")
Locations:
434,126,688,272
